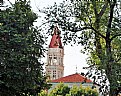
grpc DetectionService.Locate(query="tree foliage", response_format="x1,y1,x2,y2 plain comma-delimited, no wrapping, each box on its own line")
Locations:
41,0,121,96
0,0,49,95
38,90,48,96
48,83,98,96
49,83,70,96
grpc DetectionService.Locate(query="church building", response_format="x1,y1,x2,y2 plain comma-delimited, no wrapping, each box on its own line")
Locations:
45,26,64,80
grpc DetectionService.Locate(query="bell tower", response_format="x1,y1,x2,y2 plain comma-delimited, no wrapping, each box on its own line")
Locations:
45,26,64,80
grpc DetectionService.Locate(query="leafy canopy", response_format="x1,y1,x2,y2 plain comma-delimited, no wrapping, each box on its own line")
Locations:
0,0,49,95
48,83,98,96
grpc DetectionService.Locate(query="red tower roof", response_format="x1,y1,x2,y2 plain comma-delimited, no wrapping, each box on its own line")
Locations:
51,73,92,83
49,26,63,49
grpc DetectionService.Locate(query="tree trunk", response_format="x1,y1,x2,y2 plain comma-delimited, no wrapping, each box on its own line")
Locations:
105,1,117,96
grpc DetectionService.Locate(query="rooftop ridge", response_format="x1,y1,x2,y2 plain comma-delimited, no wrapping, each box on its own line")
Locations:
51,73,92,83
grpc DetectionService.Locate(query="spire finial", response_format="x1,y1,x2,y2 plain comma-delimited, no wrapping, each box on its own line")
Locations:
76,65,77,73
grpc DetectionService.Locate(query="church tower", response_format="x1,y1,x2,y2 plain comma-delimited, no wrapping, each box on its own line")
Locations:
45,26,64,80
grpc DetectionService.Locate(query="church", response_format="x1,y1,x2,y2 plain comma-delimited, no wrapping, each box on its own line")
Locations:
45,26,99,93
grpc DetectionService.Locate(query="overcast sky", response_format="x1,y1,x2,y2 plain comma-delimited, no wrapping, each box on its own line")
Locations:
4,0,89,76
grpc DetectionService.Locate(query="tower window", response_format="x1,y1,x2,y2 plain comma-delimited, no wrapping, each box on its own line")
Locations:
53,75,56,78
53,70,56,74
54,57,57,59
53,57,57,65
49,57,52,65
48,71,51,74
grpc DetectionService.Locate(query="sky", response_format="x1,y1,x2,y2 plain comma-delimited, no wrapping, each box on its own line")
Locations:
4,0,89,76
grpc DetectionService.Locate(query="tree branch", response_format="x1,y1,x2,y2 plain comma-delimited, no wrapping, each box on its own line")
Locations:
91,0,98,17
98,1,108,17
83,64,95,69
67,26,106,39
39,20,58,27
111,34,121,41
90,27,106,39
106,1,116,41
115,56,121,63
7,0,13,7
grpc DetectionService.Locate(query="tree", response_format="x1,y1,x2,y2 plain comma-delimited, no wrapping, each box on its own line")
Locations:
69,85,84,96
0,0,49,95
68,85,98,96
38,90,48,96
49,83,70,96
48,83,98,96
41,0,121,96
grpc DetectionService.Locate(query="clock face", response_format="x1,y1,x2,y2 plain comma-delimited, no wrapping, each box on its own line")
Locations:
53,59,57,63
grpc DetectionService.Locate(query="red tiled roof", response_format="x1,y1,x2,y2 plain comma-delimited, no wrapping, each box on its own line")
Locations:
49,26,63,49
51,73,92,83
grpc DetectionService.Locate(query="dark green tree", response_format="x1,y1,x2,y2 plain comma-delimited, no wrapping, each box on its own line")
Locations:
0,0,49,95
41,0,121,96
